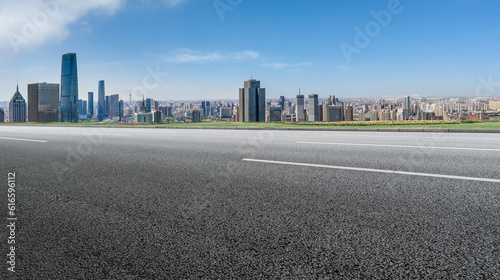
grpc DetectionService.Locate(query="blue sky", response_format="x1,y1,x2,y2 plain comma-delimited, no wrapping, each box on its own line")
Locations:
1,0,500,102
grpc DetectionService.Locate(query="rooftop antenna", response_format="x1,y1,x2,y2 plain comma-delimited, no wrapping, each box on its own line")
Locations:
17,79,19,92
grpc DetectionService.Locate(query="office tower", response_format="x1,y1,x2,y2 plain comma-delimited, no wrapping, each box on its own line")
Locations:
269,107,282,122
238,79,266,122
97,81,105,121
329,95,336,105
153,110,161,123
28,83,60,122
154,100,159,111
140,97,147,113
119,100,124,120
109,94,119,118
345,106,354,121
146,98,152,113
403,96,411,118
160,106,172,117
9,84,27,122
201,101,210,117
82,101,87,115
279,96,285,110
308,94,319,121
60,53,79,122
105,96,110,117
0,108,4,122
78,99,83,115
296,94,305,121
88,92,94,117
326,105,342,121
192,109,201,123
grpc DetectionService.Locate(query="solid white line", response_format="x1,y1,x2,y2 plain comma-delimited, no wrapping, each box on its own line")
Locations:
243,159,500,183
297,141,500,152
0,136,47,143
320,134,500,141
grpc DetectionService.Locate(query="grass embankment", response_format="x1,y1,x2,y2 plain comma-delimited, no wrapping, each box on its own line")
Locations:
1,120,499,130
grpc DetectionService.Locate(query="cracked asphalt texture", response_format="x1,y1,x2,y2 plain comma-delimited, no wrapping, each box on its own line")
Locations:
1,126,499,279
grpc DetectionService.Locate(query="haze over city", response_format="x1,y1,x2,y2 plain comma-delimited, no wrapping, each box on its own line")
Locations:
2,0,500,101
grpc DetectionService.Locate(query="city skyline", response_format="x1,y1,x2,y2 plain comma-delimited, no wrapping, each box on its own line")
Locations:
1,0,500,101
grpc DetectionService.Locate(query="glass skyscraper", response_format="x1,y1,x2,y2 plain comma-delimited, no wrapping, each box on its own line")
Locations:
238,79,266,122
9,84,27,123
97,81,105,121
60,53,79,122
28,83,60,122
88,92,94,118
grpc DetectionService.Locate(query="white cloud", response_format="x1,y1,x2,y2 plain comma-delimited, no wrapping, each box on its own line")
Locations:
0,0,124,53
262,62,312,69
162,48,260,64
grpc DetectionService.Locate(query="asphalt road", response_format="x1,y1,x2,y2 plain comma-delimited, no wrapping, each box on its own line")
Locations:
1,126,499,279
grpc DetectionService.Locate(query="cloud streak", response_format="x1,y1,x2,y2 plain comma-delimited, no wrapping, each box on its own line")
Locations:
262,62,312,69
162,49,259,64
0,0,124,53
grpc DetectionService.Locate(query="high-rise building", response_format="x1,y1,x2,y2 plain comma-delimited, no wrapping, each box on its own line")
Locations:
88,92,94,117
119,100,124,120
82,101,87,115
78,99,83,115
0,108,4,122
105,96,110,117
192,109,201,123
326,105,343,122
238,79,266,122
9,84,27,123
269,107,282,122
296,94,305,121
345,106,354,121
146,98,152,113
60,53,79,122
97,81,105,121
279,96,285,110
28,83,60,122
109,94,119,118
308,94,319,121
201,101,210,117
154,100,159,111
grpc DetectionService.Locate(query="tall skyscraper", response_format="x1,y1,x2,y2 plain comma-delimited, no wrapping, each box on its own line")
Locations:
192,109,201,123
238,79,266,122
201,101,210,117
308,94,319,121
118,100,124,120
9,84,27,123
345,106,354,121
279,96,285,110
109,94,119,118
105,96,110,117
28,83,60,122
97,81,105,121
88,92,94,117
269,107,282,122
82,101,87,115
146,98,153,113
60,53,79,122
0,108,4,122
296,94,305,121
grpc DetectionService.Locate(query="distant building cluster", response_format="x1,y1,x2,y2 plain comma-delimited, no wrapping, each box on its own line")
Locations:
2,55,500,123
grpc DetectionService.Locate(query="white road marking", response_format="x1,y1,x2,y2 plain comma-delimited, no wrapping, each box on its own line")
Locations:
0,136,47,143
320,134,500,141
297,141,500,152
243,159,500,183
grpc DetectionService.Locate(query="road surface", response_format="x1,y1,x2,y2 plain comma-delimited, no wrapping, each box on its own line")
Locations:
1,126,499,279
